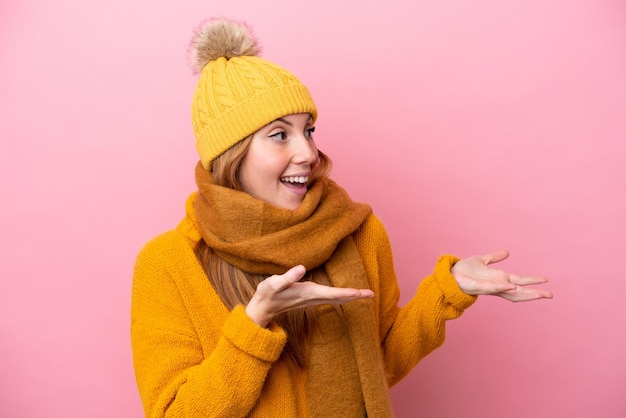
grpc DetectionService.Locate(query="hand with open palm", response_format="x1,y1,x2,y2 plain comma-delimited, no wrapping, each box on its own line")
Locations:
451,250,553,302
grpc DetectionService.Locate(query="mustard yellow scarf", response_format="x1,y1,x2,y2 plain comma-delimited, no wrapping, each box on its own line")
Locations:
193,163,372,275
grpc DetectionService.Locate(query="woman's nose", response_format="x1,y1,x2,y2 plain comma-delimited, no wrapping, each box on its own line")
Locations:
291,135,318,164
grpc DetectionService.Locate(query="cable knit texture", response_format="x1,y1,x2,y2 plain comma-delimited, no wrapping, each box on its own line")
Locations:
131,195,477,417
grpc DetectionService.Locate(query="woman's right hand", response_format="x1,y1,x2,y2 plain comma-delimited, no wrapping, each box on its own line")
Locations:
245,265,374,328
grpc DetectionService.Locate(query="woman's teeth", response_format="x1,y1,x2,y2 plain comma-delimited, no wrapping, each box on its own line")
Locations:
281,176,308,184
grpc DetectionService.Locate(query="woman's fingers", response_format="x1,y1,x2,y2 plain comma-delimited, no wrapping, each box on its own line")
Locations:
508,273,549,286
265,265,306,292
498,286,554,302
283,281,373,305
480,249,510,265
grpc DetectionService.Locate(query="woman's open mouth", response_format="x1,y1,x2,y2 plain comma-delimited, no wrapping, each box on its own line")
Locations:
280,176,308,188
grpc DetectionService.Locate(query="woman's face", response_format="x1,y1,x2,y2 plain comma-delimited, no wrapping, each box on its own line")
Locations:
239,113,318,210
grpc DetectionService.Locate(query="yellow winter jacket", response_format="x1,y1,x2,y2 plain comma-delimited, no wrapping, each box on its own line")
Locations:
131,195,476,417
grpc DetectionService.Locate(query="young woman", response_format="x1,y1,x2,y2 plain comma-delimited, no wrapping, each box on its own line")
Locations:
131,18,552,417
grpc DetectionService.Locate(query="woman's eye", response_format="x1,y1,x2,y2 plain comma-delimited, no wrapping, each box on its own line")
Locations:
269,131,287,140
305,126,316,139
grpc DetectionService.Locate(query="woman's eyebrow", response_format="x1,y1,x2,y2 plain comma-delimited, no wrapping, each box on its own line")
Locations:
275,117,293,126
273,116,313,126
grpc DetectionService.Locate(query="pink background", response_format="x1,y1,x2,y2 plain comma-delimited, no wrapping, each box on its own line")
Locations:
1,0,625,417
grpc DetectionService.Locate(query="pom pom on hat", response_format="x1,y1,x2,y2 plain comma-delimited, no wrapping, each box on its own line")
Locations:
190,17,318,169
189,18,261,75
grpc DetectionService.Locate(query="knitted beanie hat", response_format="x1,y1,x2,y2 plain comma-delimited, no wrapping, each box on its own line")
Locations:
189,18,318,169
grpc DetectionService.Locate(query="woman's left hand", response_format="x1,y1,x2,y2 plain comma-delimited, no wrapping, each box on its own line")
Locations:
451,249,553,302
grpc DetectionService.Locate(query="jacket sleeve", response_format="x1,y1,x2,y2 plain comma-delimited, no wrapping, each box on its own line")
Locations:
131,235,287,418
355,215,476,387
